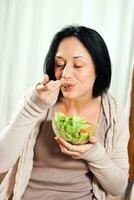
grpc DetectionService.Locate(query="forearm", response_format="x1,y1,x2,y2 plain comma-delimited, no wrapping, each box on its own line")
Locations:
80,141,129,196
0,87,49,173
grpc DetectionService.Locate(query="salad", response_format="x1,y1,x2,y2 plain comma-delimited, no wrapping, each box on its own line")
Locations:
53,112,97,144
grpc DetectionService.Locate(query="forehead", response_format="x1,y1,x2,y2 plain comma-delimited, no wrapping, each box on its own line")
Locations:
55,37,91,59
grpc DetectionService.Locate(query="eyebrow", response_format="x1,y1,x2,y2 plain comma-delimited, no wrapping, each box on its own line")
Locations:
55,56,65,60
73,56,87,59
55,56,88,60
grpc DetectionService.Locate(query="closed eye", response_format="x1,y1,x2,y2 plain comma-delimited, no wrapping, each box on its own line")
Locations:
55,64,65,71
74,65,83,68
56,64,65,67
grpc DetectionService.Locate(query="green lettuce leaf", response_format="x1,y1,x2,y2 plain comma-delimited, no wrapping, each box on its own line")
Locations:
54,112,97,144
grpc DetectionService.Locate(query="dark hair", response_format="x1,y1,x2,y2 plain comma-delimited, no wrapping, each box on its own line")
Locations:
43,25,111,97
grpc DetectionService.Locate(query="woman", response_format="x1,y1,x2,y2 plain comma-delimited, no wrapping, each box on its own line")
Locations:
0,25,129,200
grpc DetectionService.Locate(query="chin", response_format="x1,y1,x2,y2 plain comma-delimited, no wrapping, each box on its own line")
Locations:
61,92,77,99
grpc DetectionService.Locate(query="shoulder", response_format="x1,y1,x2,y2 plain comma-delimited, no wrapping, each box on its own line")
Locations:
102,92,125,114
102,93,117,107
101,93,117,120
101,93,128,126
103,93,129,131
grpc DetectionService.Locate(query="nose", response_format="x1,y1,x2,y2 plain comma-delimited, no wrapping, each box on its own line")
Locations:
62,64,73,79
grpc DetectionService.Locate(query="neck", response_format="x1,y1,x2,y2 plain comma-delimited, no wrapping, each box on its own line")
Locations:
56,95,102,124
60,95,96,115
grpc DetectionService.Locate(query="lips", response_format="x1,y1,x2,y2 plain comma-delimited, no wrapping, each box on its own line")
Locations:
62,83,75,91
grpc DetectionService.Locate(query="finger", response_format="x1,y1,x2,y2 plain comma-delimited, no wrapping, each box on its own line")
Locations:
38,76,65,91
46,80,55,89
52,79,65,88
89,135,96,144
42,74,49,84
56,137,84,153
56,137,76,151
47,79,63,91
37,80,56,92
56,136,94,154
58,142,81,157
37,74,49,89
60,77,66,85
39,74,49,86
72,155,81,159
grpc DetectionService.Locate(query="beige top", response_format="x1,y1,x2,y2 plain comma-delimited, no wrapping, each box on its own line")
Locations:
21,105,105,200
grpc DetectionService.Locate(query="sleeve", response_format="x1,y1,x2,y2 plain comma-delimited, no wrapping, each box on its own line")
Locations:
0,87,51,173
79,106,130,196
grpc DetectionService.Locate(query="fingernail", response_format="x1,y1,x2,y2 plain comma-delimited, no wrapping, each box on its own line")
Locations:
55,136,59,139
90,136,96,143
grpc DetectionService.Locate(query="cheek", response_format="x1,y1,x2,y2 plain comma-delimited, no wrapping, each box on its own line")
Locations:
78,68,96,81
55,69,63,80
76,70,96,89
85,60,96,79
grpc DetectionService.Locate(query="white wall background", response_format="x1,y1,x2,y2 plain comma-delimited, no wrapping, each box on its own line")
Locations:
0,0,134,128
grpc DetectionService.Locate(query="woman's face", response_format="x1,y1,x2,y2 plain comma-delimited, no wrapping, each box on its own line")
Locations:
54,37,96,100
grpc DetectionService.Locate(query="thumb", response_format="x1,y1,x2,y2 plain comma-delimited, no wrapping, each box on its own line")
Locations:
89,135,96,144
54,77,66,89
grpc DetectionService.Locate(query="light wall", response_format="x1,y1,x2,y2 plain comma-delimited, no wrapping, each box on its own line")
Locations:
0,0,134,128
